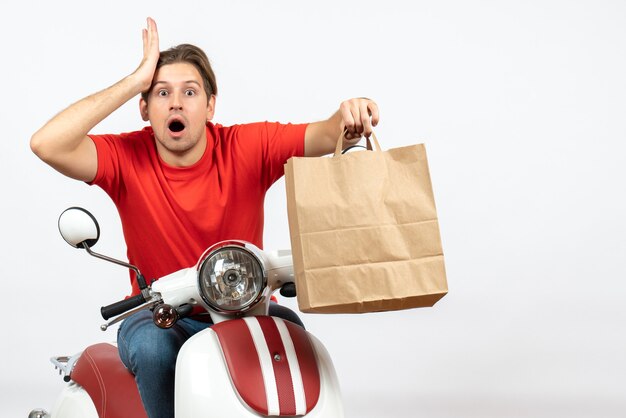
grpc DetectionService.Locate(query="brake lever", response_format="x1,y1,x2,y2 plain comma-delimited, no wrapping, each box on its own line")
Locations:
100,299,161,331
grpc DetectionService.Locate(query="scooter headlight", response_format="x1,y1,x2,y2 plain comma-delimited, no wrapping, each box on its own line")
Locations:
198,245,266,313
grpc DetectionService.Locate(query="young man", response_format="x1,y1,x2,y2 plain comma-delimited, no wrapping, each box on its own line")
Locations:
31,18,379,418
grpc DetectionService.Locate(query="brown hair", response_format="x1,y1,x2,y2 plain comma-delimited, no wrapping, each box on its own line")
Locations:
141,44,217,102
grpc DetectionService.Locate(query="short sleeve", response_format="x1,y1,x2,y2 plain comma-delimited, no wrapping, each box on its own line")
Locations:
260,122,307,188
88,133,123,199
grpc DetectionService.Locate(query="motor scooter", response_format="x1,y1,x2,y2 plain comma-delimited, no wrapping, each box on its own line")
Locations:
29,207,343,418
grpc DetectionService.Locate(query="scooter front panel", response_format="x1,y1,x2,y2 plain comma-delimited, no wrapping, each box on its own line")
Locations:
278,318,321,412
175,317,343,418
213,317,320,416
175,327,263,418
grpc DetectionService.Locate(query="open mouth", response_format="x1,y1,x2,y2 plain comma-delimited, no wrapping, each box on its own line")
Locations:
169,120,186,133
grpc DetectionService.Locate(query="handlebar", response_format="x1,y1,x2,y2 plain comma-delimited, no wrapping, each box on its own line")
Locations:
101,294,146,320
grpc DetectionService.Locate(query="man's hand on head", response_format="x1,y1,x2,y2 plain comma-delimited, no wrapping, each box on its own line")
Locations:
132,17,160,93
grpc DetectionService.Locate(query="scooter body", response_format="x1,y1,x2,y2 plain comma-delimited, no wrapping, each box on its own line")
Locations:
31,208,344,418
45,323,343,418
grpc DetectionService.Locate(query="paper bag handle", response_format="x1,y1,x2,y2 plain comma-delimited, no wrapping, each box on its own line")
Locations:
334,130,382,157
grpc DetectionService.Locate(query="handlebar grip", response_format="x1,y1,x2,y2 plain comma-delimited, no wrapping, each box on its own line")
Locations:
101,294,146,320
280,282,297,298
176,304,193,319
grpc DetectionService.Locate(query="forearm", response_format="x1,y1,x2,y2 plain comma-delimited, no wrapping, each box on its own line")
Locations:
30,74,143,160
304,110,344,157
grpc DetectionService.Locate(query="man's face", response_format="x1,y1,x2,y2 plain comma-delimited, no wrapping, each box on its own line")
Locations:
140,62,215,165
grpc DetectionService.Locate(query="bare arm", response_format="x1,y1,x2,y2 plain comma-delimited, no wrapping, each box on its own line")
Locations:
304,98,379,157
30,18,160,182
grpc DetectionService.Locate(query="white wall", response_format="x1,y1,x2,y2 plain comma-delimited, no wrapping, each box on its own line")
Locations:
1,1,625,417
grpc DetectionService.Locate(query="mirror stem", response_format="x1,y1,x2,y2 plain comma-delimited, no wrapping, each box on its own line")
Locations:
81,242,149,290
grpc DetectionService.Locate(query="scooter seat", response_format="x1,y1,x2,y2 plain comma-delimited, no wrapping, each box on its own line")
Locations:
72,342,147,418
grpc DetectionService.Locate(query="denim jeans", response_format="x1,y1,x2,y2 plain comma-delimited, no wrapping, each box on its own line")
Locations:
117,303,304,418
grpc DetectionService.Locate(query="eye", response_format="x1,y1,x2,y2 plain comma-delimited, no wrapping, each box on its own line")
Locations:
185,89,196,97
157,89,168,97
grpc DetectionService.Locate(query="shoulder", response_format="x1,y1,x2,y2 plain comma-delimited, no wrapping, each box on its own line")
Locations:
89,127,154,152
214,121,268,135
113,126,154,144
215,121,306,140
90,126,152,141
209,122,268,150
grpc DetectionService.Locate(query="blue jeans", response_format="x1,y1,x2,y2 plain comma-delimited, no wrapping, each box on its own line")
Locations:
117,303,304,418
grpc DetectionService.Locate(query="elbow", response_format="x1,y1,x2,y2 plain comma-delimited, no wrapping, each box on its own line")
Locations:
30,132,45,158
30,131,53,162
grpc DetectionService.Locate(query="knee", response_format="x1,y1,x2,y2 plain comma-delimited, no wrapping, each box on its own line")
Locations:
269,303,305,329
118,313,186,373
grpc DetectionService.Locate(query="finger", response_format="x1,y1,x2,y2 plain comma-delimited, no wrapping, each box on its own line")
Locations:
144,19,160,64
368,101,380,127
350,101,364,135
142,29,148,56
149,17,158,38
359,101,373,137
145,18,152,42
145,18,156,45
340,101,356,134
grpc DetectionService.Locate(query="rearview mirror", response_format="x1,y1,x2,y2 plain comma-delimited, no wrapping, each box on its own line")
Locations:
58,207,100,249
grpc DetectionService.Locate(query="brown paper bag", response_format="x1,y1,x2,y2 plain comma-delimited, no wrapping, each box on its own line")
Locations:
284,131,448,313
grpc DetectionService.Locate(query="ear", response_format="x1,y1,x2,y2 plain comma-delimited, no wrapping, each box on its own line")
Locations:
206,94,217,122
139,97,149,122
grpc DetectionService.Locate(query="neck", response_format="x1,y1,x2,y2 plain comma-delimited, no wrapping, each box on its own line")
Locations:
155,127,209,167
158,137,207,167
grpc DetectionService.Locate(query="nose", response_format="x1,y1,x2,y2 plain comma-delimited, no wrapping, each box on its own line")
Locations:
169,91,183,111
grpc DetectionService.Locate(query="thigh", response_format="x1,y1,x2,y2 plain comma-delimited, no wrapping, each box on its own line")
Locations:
117,309,191,370
177,316,214,338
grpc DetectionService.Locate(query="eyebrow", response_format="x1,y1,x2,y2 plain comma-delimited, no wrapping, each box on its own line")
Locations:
153,80,202,88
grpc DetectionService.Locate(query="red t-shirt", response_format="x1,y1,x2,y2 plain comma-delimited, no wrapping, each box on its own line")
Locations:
89,121,306,296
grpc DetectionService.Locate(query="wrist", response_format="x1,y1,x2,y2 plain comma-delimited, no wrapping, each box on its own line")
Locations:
125,72,152,96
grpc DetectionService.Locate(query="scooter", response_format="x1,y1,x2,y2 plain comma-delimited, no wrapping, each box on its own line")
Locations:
29,207,343,418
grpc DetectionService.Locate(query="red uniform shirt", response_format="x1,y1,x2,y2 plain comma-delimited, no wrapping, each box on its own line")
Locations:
89,121,306,296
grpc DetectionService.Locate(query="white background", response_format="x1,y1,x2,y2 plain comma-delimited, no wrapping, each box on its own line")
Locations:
1,1,625,417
